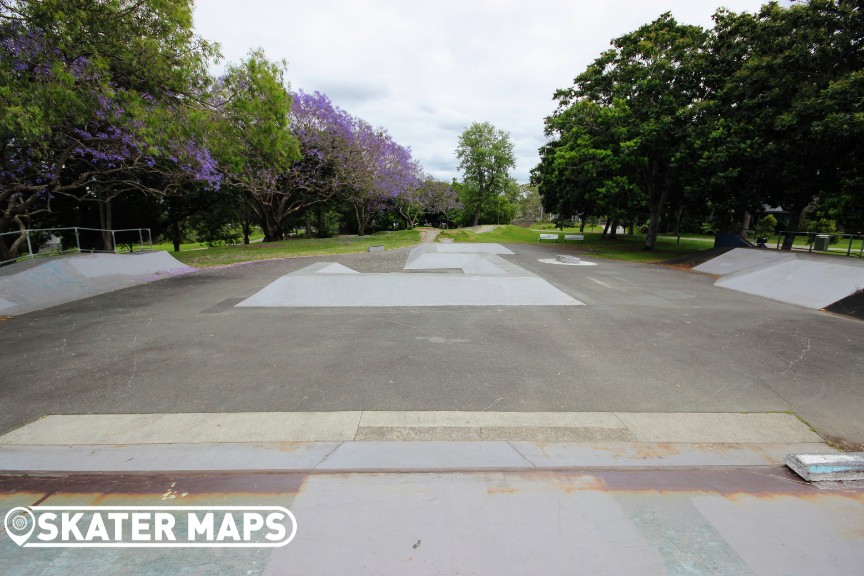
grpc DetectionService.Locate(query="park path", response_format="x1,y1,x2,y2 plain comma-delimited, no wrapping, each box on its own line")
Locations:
418,228,441,243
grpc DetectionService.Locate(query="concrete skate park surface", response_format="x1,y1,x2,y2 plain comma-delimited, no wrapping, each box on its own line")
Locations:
1,242,863,447
2,242,863,574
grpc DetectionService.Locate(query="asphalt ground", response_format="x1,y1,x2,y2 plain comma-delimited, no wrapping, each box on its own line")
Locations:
1,242,862,446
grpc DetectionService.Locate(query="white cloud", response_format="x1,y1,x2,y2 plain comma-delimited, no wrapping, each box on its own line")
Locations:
194,0,779,183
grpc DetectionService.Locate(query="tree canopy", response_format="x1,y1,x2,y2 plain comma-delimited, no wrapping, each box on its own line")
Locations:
533,0,863,249
455,122,516,227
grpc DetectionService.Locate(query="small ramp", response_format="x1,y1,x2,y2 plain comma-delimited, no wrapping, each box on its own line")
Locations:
695,248,864,310
0,252,194,316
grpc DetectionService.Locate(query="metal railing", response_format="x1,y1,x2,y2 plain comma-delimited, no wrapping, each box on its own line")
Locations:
770,230,864,258
0,227,152,266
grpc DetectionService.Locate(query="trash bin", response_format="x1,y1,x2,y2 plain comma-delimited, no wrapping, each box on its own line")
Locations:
814,234,831,251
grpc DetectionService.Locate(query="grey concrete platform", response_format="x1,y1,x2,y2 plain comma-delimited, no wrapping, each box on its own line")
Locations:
0,441,839,473
237,243,583,307
0,411,823,445
785,452,864,481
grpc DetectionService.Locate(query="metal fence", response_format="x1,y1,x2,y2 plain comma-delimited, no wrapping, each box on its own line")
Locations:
770,230,864,258
0,227,152,266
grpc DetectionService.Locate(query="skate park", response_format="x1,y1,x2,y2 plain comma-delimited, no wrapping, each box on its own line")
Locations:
1,239,863,574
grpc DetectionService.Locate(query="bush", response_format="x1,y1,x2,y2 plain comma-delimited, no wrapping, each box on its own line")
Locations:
753,214,778,239
807,218,839,244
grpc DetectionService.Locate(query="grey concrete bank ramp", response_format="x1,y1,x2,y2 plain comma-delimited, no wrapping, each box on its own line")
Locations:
0,252,193,316
237,242,584,307
694,248,864,309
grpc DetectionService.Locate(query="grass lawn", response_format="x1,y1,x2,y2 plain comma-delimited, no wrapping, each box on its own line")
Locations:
170,229,421,267
438,225,713,263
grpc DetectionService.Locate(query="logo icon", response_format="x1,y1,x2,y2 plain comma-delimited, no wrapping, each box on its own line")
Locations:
4,507,36,547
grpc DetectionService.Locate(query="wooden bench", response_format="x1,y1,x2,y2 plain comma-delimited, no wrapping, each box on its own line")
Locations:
538,233,559,243
564,234,584,242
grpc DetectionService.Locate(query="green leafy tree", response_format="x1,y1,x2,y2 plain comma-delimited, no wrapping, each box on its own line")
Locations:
704,1,863,248
211,50,300,241
455,122,516,227
550,14,708,249
0,0,220,259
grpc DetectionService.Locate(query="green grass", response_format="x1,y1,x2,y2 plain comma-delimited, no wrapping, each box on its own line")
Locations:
170,229,421,267
437,225,711,263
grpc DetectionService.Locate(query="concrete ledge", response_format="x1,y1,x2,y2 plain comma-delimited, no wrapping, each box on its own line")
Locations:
785,452,864,482
0,442,837,473
615,412,823,443
0,411,825,446
355,426,635,442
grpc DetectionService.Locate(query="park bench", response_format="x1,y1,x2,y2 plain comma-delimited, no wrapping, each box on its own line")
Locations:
564,234,584,242
538,233,559,242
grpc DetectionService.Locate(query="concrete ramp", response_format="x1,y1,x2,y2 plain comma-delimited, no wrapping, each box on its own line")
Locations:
0,252,194,316
238,243,583,307
694,248,796,276
695,248,864,310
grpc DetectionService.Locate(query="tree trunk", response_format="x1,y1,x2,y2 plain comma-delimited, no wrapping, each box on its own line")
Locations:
601,218,611,239
172,220,181,252
317,205,325,237
608,218,619,240
305,211,312,239
674,207,684,244
781,207,802,250
98,195,113,252
643,184,669,251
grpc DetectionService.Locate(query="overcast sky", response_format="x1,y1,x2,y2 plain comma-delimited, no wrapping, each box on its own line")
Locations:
193,0,780,184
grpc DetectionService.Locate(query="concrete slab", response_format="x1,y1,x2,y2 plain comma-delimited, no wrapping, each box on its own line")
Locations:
694,248,796,276
1,467,861,575
0,442,343,472
785,452,864,481
715,258,864,309
236,273,583,307
615,412,823,443
512,442,837,468
0,441,837,472
0,413,363,444
355,411,632,441
238,243,580,307
316,441,532,470
0,411,824,446
694,247,864,309
0,252,193,315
